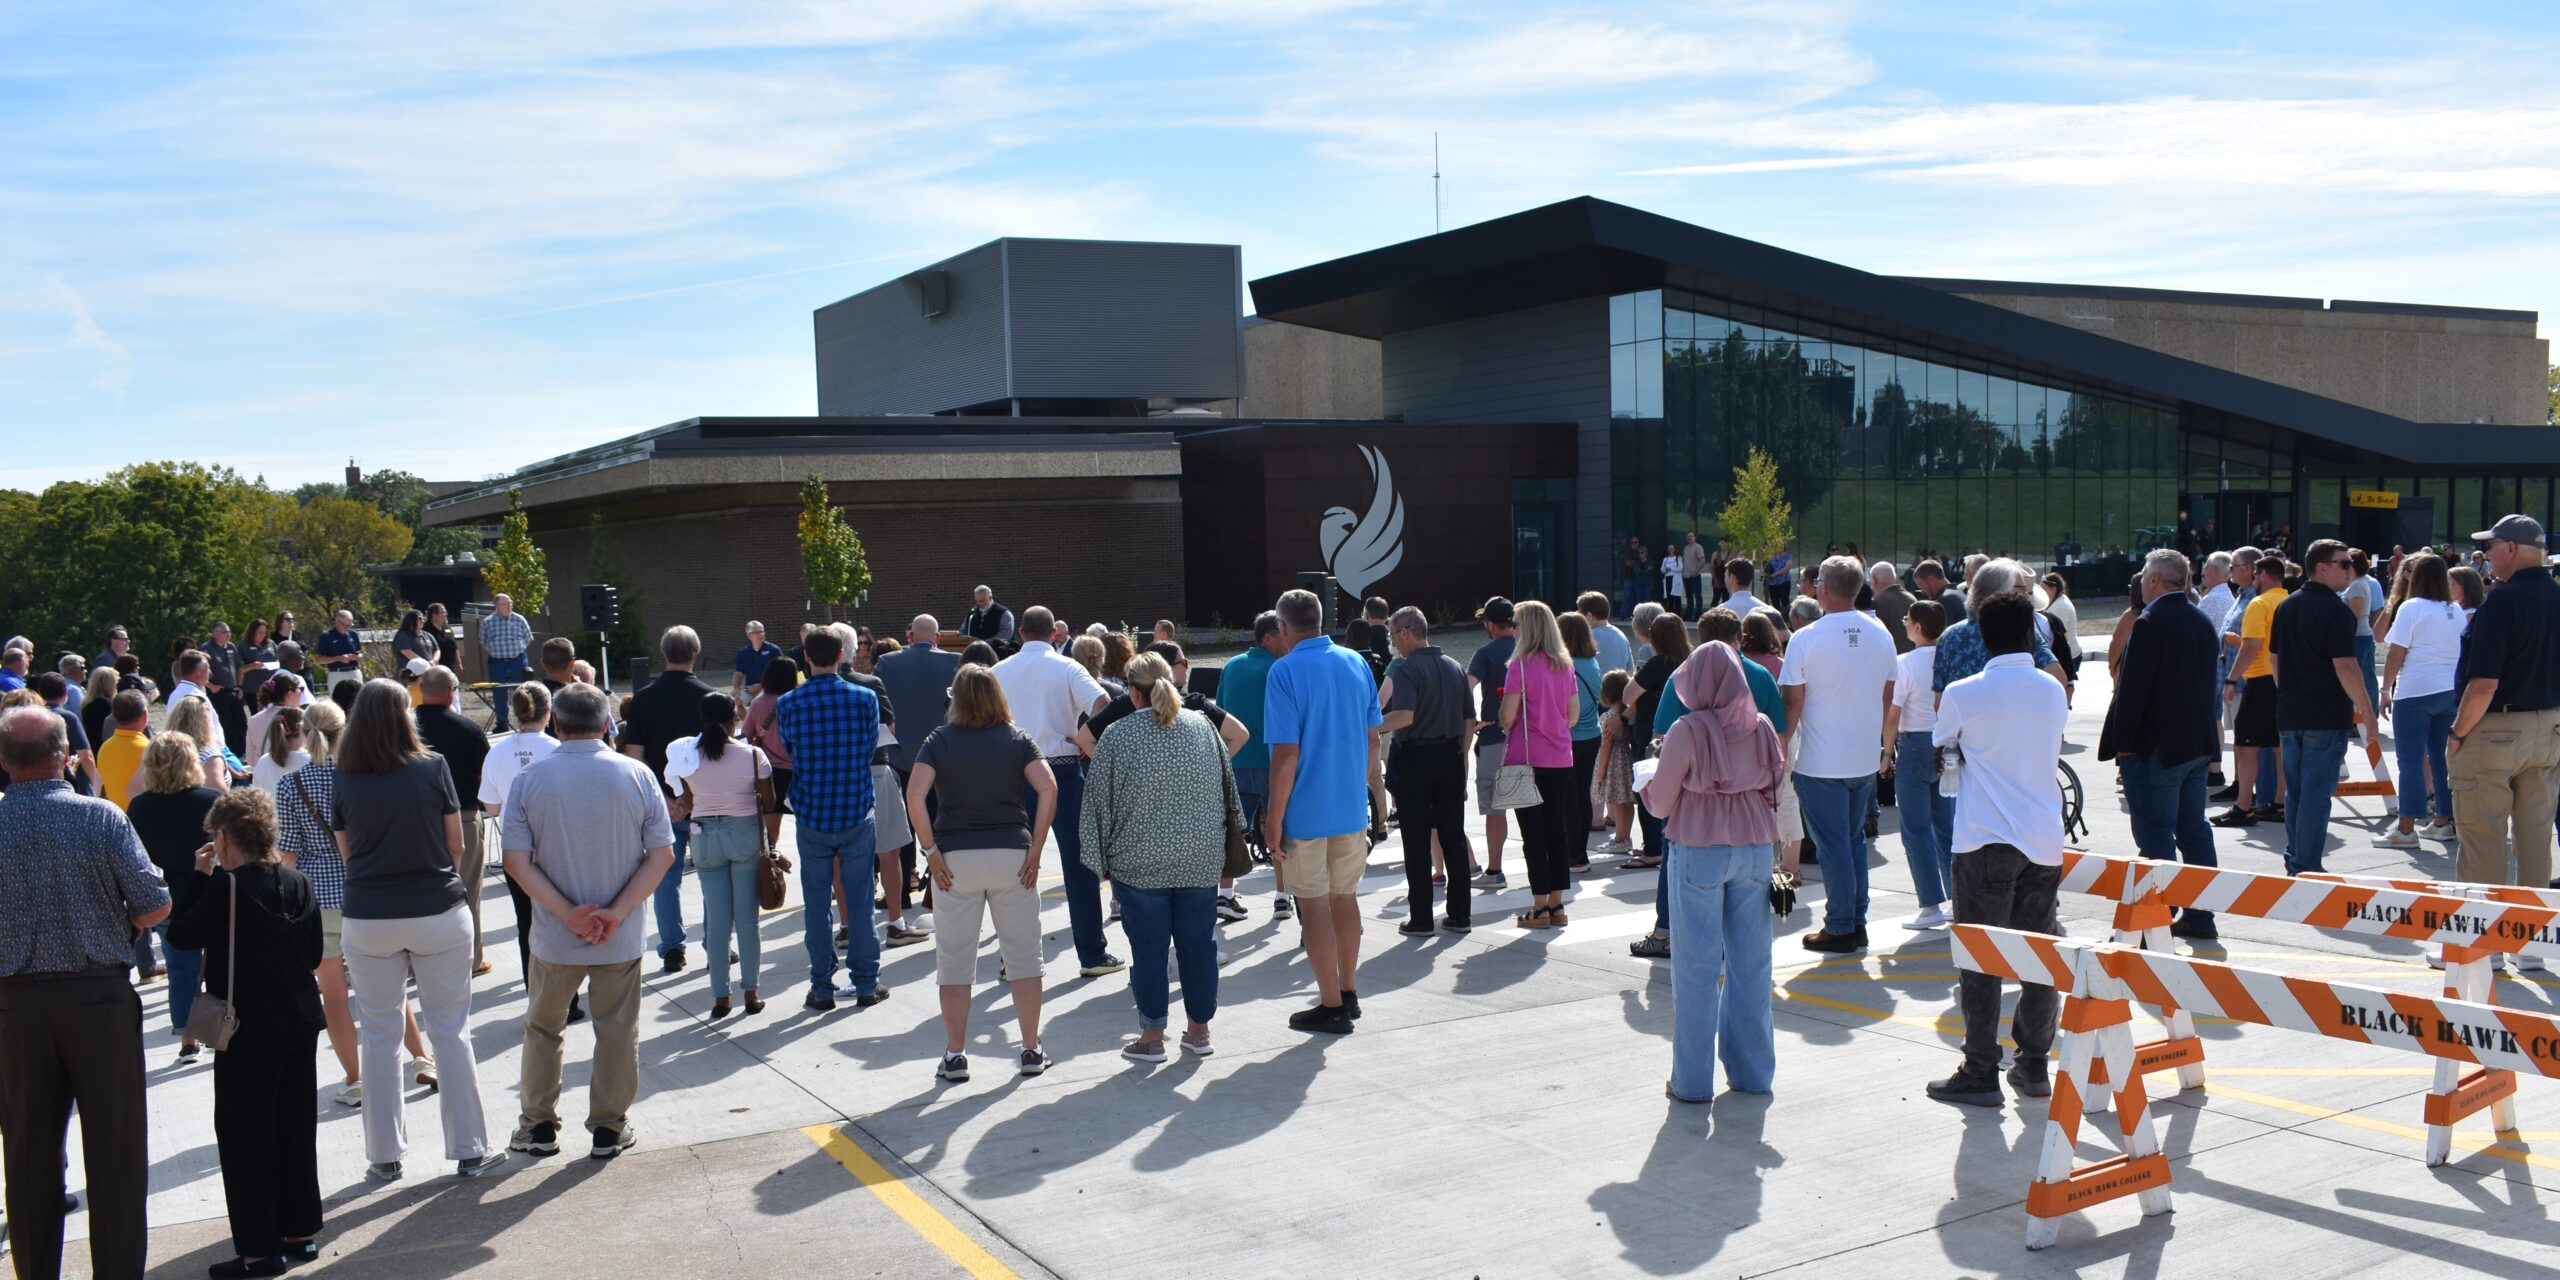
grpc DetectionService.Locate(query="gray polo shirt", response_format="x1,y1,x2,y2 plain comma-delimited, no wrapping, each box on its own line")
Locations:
1384,646,1470,745
498,739,674,966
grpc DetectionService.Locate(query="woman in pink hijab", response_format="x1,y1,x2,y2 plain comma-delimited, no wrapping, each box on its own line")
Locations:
1641,640,1785,1102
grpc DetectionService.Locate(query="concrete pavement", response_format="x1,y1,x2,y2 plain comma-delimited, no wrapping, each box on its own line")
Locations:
28,661,2560,1278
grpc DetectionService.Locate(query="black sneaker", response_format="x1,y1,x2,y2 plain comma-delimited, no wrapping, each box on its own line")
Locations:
2209,807,2259,828
508,1122,560,1155
1398,919,1436,937
936,1053,969,1083
1801,929,1864,954
1926,1072,2004,1107
590,1124,636,1160
2006,1063,2051,1099
1629,933,1671,959
1287,1003,1354,1035
803,991,836,1012
660,947,687,975
2208,780,2237,802
2169,916,2220,941
1342,990,1362,1020
1441,915,1473,933
1215,894,1249,923
1272,896,1295,920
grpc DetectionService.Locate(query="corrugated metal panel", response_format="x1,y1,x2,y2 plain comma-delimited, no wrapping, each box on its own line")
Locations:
1381,297,1609,423
814,242,1009,415
1004,240,1242,399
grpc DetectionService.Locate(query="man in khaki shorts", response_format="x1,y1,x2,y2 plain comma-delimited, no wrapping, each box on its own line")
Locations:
1262,589,1384,1036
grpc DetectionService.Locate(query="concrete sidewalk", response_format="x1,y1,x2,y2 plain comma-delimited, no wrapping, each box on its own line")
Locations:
30,664,2560,1278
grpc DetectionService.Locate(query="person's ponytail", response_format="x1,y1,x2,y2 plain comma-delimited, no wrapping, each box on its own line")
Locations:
266,705,305,766
1127,653,1180,726
698,692,736,761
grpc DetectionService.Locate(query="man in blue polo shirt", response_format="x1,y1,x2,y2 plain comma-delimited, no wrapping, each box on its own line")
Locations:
1263,588,1382,1036
316,610,364,692
731,620,784,702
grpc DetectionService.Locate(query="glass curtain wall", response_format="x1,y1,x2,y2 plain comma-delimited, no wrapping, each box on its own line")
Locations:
1609,289,2180,575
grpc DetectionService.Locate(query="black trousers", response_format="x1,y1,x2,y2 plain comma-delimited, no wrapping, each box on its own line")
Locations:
509,874,536,974
0,971,148,1280
1520,766,1579,895
1569,735,1601,855
1953,844,2062,1077
1391,742,1473,926
214,1029,322,1257
212,687,250,758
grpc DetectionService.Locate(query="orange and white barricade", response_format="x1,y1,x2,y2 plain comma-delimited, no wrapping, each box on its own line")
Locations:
1954,923,2560,1248
2061,850,2560,1162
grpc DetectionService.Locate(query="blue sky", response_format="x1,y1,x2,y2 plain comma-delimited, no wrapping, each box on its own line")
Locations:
5,1,2554,490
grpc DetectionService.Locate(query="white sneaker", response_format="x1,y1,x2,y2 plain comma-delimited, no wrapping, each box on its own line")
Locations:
1598,839,1633,856
2381,828,2420,848
1903,906,1951,931
334,1080,363,1107
2516,954,2547,974
409,1058,438,1089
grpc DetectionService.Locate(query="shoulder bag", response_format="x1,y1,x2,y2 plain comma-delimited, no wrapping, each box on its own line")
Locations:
1219,746,1255,881
183,874,243,1051
756,812,794,912
1488,664,1545,811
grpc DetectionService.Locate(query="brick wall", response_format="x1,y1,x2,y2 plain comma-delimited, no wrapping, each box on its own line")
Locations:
529,480,1186,675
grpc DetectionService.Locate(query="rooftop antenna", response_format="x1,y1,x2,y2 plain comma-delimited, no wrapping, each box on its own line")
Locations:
1432,133,1444,234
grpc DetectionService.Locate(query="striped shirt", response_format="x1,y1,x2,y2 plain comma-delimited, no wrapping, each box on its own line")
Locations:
479,611,534,660
773,674,880,832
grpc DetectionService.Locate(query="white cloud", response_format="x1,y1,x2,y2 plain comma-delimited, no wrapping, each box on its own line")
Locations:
39,276,130,399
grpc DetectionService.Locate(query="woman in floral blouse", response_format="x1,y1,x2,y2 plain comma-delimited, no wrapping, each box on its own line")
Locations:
1080,653,1239,1062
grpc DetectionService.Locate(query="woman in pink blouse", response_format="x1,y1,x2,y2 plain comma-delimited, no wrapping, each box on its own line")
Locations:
1501,601,1582,929
1641,641,1784,1101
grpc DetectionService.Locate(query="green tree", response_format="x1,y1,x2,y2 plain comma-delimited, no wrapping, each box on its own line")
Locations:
305,466,478,566
287,494,413,620
796,474,870,621
584,510,647,670
481,490,548,613
1716,446,1795,566
2547,363,2557,425
14,463,283,663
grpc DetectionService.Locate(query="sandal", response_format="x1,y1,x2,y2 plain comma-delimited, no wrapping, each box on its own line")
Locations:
1624,855,1663,869
1515,906,1557,929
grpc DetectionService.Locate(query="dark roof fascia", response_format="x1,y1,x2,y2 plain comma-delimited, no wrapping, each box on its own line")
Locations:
2329,299,2539,324
1249,196,2560,467
1893,277,2324,312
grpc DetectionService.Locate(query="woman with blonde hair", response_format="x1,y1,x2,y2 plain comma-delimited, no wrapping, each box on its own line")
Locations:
908,664,1057,1083
129,732,222,1061
1067,634,1119,699
1081,653,1237,1062
169,694,244,791
80,664,120,752
1502,601,1582,928
332,679,500,1182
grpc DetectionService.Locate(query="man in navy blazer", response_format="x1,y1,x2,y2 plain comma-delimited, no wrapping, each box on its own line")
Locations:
2098,549,2225,939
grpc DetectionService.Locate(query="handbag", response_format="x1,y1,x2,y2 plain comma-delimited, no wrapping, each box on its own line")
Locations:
1769,868,1800,919
1486,665,1545,811
183,875,243,1051
1219,752,1255,881
756,818,793,912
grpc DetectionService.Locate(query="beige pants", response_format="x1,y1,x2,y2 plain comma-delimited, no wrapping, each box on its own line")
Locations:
931,846,1043,985
2451,707,2560,888
520,956,644,1134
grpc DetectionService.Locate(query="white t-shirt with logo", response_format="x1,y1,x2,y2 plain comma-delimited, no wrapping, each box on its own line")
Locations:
1777,609,1899,779
2382,598,2466,701
480,728,561,812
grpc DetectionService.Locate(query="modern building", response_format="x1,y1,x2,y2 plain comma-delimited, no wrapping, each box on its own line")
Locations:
433,200,2557,650
1251,196,2559,593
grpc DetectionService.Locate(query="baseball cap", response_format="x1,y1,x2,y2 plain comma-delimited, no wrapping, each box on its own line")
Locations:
2472,514,2546,548
1476,596,1515,624
404,657,432,678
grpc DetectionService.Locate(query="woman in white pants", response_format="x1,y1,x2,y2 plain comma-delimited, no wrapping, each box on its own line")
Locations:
332,679,503,1183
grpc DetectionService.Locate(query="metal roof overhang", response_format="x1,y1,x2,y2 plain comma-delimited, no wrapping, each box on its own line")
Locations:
1250,197,2560,468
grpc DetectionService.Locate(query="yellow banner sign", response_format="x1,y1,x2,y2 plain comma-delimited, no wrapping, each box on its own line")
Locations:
2349,490,2400,510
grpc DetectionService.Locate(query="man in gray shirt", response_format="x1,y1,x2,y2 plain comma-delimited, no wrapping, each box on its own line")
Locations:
1378,606,1475,935
500,683,675,1162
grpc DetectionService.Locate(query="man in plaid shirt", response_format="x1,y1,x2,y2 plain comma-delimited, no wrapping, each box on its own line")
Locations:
480,595,536,730
774,627,887,1011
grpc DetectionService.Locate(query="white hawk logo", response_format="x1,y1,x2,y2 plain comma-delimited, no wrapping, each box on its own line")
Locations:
1320,444,1405,601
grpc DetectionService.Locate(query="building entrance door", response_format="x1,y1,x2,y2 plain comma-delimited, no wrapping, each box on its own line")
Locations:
1513,503,1564,606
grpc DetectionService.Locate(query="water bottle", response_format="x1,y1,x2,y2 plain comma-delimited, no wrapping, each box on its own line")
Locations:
1938,745,1961,799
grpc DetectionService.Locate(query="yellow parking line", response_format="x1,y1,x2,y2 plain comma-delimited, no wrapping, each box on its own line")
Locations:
803,1124,1021,1279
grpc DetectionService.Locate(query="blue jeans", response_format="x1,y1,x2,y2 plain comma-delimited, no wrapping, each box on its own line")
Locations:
1233,766,1269,831
2279,728,2353,875
2119,752,2218,930
693,815,763,999
655,820,690,957
2353,636,2379,717
1029,762,1109,967
2391,690,2457,823
1667,841,1777,1100
487,655,529,729
1893,732,1954,908
160,925,201,1033
1117,885,1219,1031
1795,773,1876,934
799,818,879,996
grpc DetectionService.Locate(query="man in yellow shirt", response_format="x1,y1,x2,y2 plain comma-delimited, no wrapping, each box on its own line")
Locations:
94,689,152,810
2215,556,2290,827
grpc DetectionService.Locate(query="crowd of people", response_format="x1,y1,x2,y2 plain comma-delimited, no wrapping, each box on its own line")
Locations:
2,512,2554,1277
